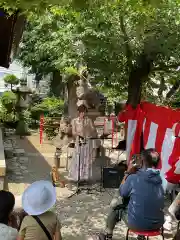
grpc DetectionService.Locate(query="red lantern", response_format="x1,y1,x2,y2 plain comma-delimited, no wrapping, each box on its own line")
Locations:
172,122,180,137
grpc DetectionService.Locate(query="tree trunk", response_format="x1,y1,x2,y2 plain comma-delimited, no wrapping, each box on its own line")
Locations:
67,77,78,119
127,54,153,108
158,75,165,100
127,71,142,108
50,70,63,97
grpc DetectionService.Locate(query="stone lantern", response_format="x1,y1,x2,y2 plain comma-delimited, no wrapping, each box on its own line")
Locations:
13,84,32,137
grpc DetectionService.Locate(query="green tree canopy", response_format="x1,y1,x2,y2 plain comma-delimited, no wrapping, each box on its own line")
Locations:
3,74,19,90
17,1,180,107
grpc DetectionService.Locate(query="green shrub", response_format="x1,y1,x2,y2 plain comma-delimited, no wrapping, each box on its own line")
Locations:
30,97,64,138
3,74,19,90
31,97,64,118
0,92,17,125
1,91,17,111
0,110,18,123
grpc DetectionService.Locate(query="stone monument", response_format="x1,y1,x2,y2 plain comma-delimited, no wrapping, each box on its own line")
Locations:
53,70,106,170
13,84,32,137
76,69,106,120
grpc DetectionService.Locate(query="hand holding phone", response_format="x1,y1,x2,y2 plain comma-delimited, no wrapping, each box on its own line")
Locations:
126,162,138,174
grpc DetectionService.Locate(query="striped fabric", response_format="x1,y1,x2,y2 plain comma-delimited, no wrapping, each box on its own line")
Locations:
118,102,180,183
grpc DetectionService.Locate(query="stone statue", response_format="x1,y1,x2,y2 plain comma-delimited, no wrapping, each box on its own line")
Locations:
53,69,105,170
76,70,106,120
76,79,89,100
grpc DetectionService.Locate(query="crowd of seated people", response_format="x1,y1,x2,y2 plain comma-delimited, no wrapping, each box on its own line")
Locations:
0,148,180,240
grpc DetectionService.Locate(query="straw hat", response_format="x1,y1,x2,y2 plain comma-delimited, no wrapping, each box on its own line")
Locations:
22,180,56,216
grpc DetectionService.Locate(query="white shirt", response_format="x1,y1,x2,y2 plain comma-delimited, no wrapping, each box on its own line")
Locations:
0,224,18,240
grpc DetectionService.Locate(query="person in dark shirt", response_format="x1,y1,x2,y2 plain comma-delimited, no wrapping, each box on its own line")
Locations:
99,149,164,240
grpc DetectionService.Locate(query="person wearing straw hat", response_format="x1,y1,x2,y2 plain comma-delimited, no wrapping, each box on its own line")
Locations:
69,99,98,182
17,180,62,240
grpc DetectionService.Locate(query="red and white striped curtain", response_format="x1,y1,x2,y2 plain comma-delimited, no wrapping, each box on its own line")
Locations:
118,102,180,184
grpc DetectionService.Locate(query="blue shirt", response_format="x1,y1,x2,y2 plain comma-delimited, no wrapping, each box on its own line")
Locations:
120,169,164,230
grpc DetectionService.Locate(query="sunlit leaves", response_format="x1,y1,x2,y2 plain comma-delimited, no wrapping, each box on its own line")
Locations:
16,1,180,104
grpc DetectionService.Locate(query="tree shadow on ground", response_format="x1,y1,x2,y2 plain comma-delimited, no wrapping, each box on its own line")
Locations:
54,190,177,240
55,190,130,240
4,133,53,191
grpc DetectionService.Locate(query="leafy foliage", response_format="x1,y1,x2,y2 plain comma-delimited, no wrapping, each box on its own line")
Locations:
0,91,17,125
0,0,89,13
17,1,180,107
31,97,64,118
30,97,64,138
3,74,19,90
1,91,17,111
0,106,18,122
167,91,180,108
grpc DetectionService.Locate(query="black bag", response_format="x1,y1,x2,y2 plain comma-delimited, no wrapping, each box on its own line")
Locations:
32,216,52,240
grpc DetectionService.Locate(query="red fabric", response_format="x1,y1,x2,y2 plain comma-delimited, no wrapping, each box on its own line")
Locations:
154,125,167,169
141,102,180,128
118,102,180,183
129,105,144,156
118,104,144,163
141,102,180,182
129,229,161,237
174,122,180,136
166,139,180,183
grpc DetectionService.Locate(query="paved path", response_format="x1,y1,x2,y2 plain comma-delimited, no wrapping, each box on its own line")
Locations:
3,132,177,240
4,132,53,194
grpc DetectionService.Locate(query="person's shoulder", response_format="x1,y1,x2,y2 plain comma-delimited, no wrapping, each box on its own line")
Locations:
40,211,57,220
21,215,36,226
0,224,18,239
39,211,59,226
127,173,138,180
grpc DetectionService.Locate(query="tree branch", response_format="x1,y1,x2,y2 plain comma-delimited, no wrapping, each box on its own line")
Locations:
166,81,180,99
153,63,180,72
158,75,165,99
119,15,132,68
150,81,160,89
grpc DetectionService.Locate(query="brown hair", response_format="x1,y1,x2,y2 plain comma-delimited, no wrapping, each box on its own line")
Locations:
78,105,87,112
